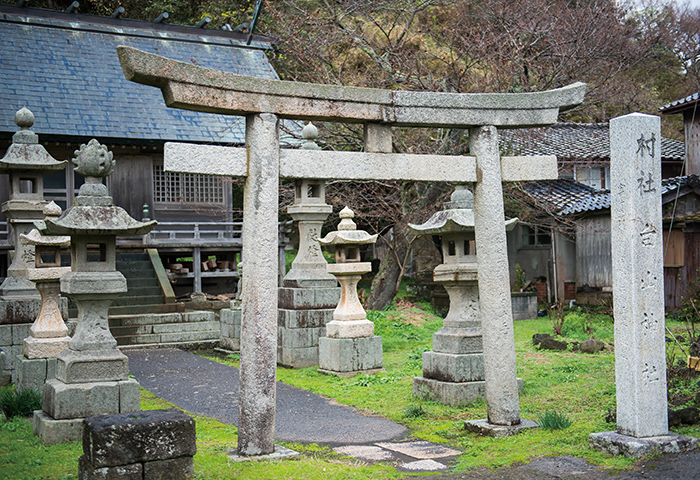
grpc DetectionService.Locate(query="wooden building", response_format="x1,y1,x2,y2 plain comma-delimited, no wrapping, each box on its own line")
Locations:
500,123,687,306
0,4,288,295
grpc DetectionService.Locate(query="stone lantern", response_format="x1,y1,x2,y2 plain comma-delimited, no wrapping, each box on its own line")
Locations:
15,201,71,393
0,107,66,298
34,139,157,444
317,207,382,375
409,185,518,406
275,122,340,368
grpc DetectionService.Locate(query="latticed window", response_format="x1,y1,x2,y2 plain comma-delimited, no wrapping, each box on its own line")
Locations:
153,165,224,204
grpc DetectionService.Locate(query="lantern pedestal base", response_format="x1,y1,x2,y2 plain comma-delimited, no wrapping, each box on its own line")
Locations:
318,335,382,375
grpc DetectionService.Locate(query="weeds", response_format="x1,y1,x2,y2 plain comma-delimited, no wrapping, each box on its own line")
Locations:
537,409,573,430
546,301,566,336
403,404,427,419
0,386,41,419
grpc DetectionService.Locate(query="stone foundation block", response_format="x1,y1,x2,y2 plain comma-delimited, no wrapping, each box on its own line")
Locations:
422,352,484,383
318,335,383,373
78,456,143,480
12,323,32,344
413,377,485,406
589,431,699,458
220,336,240,351
464,418,539,438
432,330,483,355
278,308,332,329
220,308,241,350
83,409,196,467
0,297,43,325
278,345,319,368
279,326,322,349
119,378,141,413
16,355,56,393
23,335,70,359
278,287,340,310
33,410,84,444
326,319,374,338
56,349,129,383
0,325,12,346
43,379,123,420
143,456,195,480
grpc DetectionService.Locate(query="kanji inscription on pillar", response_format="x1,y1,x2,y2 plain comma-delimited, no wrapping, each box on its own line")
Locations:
610,113,668,438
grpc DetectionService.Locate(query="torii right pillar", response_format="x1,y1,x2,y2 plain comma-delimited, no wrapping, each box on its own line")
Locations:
464,126,539,436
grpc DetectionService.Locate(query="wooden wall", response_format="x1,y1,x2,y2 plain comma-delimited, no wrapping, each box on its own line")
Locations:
576,215,612,289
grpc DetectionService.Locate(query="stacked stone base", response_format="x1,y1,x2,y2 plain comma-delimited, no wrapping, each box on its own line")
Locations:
318,335,382,375
278,286,339,368
0,297,67,384
16,355,56,394
414,375,524,407
220,306,241,351
589,431,699,458
79,409,196,480
34,377,140,444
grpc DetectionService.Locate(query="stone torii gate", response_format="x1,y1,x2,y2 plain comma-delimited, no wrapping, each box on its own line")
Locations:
118,46,585,456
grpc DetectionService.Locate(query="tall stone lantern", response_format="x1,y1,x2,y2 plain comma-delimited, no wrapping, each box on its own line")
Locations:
317,207,382,375
277,122,340,368
0,107,66,298
409,185,518,406
34,139,157,444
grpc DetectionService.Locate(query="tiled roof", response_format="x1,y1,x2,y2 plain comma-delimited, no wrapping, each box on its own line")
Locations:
0,5,278,145
520,179,609,215
659,93,700,114
524,175,700,216
499,123,684,162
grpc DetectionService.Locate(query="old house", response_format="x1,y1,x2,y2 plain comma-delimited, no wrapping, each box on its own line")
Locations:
0,4,287,296
499,123,686,305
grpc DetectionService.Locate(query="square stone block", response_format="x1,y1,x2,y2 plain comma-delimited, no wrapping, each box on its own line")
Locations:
279,326,321,349
83,409,196,467
120,378,141,413
422,351,484,383
143,456,194,480
33,410,84,444
23,335,70,359
278,308,332,329
79,456,143,480
16,355,53,394
432,330,483,355
464,418,539,438
56,348,129,383
413,376,485,406
278,287,340,310
43,379,121,420
278,345,319,368
0,297,42,325
12,323,32,344
0,324,12,346
589,431,699,458
318,336,383,373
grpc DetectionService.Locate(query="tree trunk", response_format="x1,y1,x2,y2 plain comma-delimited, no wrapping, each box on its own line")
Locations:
366,235,409,311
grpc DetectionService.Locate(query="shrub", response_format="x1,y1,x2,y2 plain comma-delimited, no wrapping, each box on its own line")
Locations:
403,404,427,419
0,386,41,419
537,409,573,430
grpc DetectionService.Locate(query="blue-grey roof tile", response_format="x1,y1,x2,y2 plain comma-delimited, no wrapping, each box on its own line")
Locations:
1,6,279,145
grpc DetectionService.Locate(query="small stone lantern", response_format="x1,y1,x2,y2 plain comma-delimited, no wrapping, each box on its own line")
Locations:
0,107,67,297
317,207,382,375
409,185,517,405
20,201,71,359
15,202,71,393
34,139,156,444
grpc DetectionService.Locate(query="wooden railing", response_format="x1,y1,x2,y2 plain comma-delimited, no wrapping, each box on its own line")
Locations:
145,221,243,246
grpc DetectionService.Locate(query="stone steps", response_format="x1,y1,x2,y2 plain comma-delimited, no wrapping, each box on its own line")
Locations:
109,311,218,347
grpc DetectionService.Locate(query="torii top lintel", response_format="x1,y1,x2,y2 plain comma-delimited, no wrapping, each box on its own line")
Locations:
117,46,586,129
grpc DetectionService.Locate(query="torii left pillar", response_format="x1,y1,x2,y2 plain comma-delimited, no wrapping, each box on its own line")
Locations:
238,113,279,455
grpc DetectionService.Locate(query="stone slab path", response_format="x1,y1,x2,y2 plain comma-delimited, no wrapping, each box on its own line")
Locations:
125,348,459,472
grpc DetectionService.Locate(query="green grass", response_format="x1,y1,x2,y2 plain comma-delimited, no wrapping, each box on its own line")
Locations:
3,301,700,478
